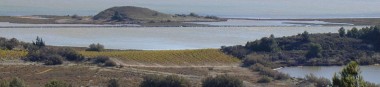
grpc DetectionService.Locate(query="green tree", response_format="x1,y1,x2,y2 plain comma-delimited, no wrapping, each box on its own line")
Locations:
45,80,68,87
339,27,346,37
302,31,311,42
33,36,45,48
9,78,25,87
306,43,322,58
332,61,367,87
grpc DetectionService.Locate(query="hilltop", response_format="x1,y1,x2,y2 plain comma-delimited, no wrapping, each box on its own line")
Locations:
93,6,172,22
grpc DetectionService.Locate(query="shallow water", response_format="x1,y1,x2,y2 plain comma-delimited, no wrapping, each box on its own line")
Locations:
1,0,380,18
0,26,364,50
277,66,380,84
189,20,353,27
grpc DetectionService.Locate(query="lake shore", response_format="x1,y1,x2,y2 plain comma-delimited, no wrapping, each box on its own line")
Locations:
2,16,380,27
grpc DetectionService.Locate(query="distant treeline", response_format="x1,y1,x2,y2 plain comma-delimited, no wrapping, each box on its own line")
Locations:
222,26,380,67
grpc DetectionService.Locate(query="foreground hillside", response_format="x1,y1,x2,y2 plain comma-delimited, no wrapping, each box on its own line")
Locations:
0,36,307,87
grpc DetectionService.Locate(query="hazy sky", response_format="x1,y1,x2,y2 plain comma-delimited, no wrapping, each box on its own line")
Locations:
1,0,380,18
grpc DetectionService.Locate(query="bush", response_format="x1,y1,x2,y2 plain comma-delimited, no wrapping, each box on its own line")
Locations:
44,55,64,65
242,54,274,67
305,74,331,87
249,64,290,80
44,80,68,87
58,48,85,61
86,43,104,51
93,56,110,63
202,75,243,87
104,60,117,67
24,47,84,65
0,37,21,50
9,78,25,87
257,76,271,83
107,79,120,87
140,75,190,87
0,79,9,87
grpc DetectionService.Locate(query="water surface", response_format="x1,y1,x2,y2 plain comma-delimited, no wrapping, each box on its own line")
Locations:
278,66,380,84
0,26,363,50
189,19,353,27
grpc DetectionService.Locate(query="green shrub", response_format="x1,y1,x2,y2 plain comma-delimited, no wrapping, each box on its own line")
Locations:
202,75,243,87
9,78,25,87
107,79,120,87
305,74,331,87
0,37,21,50
140,75,190,87
140,75,162,87
257,76,271,83
44,80,68,87
24,47,84,65
44,55,64,65
0,79,9,87
86,43,104,51
58,48,85,61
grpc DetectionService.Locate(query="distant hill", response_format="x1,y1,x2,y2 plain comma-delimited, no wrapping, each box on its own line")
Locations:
93,6,221,23
93,6,172,22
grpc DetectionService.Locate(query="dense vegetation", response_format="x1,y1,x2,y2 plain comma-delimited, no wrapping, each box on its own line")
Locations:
140,75,191,87
23,46,85,65
20,37,85,65
222,26,380,67
202,75,243,87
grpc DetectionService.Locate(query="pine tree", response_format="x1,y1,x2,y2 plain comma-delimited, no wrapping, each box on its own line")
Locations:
33,36,45,48
332,61,367,87
339,27,346,37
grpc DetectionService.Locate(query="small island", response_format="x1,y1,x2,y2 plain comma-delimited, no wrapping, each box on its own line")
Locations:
0,6,225,27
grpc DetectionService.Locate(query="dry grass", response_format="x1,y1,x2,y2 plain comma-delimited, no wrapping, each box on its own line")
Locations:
0,65,143,87
80,49,240,66
0,50,27,60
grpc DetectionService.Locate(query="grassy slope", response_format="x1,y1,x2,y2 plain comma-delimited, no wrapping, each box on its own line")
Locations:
0,49,239,66
80,49,240,66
